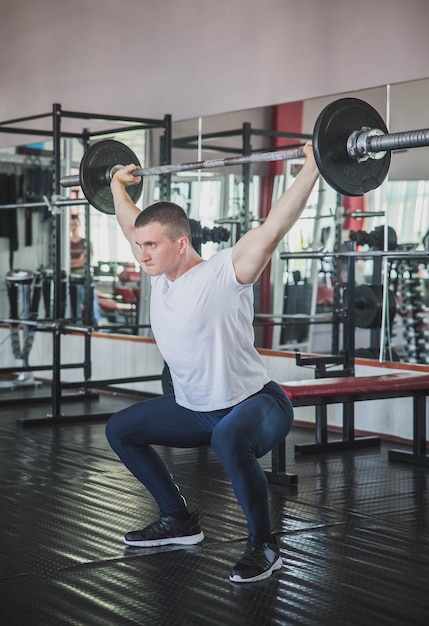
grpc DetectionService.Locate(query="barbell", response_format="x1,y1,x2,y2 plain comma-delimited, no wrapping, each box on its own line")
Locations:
60,97,429,215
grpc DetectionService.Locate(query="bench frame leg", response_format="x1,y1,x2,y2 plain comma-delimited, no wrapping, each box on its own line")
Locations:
388,395,429,466
265,439,298,486
295,401,381,455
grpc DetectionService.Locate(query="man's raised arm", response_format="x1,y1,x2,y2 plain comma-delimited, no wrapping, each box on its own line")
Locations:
231,143,319,285
110,165,142,262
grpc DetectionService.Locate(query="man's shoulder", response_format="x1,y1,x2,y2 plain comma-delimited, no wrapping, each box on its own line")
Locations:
206,246,232,266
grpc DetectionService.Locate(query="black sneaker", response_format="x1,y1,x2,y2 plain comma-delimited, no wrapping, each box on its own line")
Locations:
229,536,282,583
123,511,204,547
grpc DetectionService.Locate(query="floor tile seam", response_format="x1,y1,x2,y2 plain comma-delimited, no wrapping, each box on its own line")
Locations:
0,571,35,583
2,542,221,580
46,444,220,467
293,511,429,542
0,553,137,582
279,497,429,536
40,444,116,462
287,494,420,518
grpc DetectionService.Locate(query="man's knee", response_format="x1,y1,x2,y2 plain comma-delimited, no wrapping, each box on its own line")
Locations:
105,410,124,447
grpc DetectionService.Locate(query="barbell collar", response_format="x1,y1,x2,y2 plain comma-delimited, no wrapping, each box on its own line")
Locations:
347,128,387,162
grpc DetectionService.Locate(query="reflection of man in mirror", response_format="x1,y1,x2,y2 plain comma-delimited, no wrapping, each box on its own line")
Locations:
69,213,101,324
70,214,86,275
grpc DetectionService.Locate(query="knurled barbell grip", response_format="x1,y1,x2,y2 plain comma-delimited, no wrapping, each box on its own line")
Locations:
348,127,429,162
366,128,429,154
60,146,306,188
132,147,306,177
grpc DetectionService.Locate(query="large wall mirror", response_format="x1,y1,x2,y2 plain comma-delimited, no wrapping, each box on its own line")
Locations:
166,79,428,365
0,79,428,366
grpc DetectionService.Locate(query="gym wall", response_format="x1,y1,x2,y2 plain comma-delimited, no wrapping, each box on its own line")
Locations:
0,0,429,148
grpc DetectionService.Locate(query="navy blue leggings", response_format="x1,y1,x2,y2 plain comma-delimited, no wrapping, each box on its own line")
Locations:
105,380,294,538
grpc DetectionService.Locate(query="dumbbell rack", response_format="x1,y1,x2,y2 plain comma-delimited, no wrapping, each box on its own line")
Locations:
394,257,429,364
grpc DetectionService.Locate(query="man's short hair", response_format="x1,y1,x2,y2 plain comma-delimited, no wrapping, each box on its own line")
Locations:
134,202,191,241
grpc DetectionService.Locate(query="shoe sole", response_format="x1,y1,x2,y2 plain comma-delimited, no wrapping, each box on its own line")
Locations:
229,556,283,583
123,530,204,548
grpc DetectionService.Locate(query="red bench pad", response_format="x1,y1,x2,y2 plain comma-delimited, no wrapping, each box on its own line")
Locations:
280,372,429,400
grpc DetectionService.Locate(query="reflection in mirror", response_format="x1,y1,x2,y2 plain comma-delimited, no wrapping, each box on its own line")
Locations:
0,80,427,365
164,80,429,365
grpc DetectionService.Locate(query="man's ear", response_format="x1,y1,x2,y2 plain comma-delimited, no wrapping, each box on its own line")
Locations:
178,236,189,254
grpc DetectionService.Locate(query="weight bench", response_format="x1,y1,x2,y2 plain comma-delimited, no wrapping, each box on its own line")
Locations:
266,371,429,486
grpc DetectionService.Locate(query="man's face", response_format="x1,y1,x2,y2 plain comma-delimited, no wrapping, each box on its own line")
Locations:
135,222,185,280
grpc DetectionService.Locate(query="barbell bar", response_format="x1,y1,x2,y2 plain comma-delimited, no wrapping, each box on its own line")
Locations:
60,97,429,215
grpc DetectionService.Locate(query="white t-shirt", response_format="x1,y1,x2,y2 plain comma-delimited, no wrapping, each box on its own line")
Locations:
150,247,270,411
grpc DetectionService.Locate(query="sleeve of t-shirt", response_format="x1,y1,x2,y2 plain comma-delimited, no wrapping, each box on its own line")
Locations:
206,247,251,292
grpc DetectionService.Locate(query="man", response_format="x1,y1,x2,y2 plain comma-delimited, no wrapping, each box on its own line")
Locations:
69,213,101,325
70,214,87,274
105,143,319,583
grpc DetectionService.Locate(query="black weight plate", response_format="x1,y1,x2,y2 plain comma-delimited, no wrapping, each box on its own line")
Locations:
313,98,391,196
80,139,143,214
354,284,396,329
355,284,381,328
189,218,203,253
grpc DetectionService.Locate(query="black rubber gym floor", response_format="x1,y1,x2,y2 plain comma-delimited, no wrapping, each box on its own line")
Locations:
0,387,428,625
